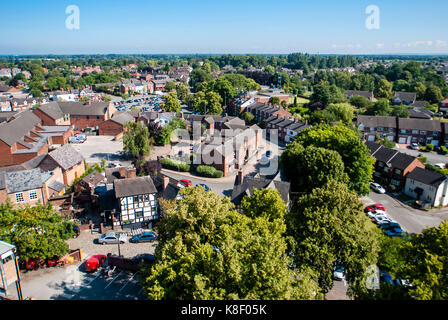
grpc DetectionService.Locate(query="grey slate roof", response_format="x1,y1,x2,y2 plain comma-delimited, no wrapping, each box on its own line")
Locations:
357,115,397,129
347,90,373,99
406,167,446,187
4,168,43,193
48,145,84,170
0,240,16,255
114,176,157,198
0,110,41,146
36,102,64,120
365,141,419,170
398,118,441,131
47,180,66,192
231,176,290,205
110,112,135,125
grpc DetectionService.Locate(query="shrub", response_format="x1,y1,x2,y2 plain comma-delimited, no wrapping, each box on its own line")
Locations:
441,146,448,155
426,144,435,151
418,157,427,163
160,158,190,172
196,165,224,178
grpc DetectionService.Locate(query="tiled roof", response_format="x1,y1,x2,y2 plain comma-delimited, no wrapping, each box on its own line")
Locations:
407,167,446,186
114,176,157,198
398,118,441,131
231,176,290,205
48,145,84,170
357,115,397,128
0,110,41,146
4,168,44,193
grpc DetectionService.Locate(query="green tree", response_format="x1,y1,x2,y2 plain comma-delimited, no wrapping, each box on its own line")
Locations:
322,103,355,124
241,189,288,222
290,124,375,195
175,83,190,102
391,105,410,118
374,79,393,99
287,181,380,297
142,187,322,300
280,145,349,193
193,91,223,115
396,222,448,300
163,92,181,112
123,121,151,157
241,111,255,124
425,85,444,104
269,97,281,105
0,203,75,261
365,99,392,116
413,82,427,100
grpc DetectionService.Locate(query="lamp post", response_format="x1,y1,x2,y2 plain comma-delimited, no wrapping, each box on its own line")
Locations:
117,232,122,257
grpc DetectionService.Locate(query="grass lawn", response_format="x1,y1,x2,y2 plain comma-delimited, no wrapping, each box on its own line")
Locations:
289,96,310,104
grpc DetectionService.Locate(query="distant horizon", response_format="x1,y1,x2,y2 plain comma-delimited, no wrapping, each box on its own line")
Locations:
1,0,447,56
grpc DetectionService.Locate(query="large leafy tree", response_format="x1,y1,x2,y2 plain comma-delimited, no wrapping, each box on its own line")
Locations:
425,85,444,104
193,91,223,115
142,188,322,300
364,99,392,116
289,124,374,195
123,121,152,157
0,203,75,261
395,222,448,300
287,181,380,297
162,92,181,112
280,145,349,193
241,189,287,222
374,79,393,99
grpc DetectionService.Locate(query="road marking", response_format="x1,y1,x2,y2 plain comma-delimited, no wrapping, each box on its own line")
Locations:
104,271,123,289
85,272,102,286
118,272,138,292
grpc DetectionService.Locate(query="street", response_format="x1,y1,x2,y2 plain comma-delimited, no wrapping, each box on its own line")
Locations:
361,191,448,234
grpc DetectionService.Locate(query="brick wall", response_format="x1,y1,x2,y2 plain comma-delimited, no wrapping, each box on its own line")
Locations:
98,120,124,136
63,162,86,186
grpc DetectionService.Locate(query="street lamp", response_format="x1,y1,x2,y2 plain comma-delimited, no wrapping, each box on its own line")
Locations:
117,232,122,257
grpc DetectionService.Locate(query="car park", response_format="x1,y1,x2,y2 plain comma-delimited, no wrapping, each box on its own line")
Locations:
130,231,157,243
369,182,386,194
85,254,107,272
98,232,128,244
133,254,155,265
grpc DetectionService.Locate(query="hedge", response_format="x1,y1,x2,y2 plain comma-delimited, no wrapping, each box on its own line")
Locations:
196,165,224,178
441,146,448,155
160,158,190,172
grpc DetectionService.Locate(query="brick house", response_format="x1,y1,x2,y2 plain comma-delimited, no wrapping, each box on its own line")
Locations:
365,141,425,190
439,98,448,114
357,115,397,142
98,112,135,136
38,145,85,186
393,92,417,105
0,110,71,167
404,167,448,207
34,101,117,131
397,118,441,146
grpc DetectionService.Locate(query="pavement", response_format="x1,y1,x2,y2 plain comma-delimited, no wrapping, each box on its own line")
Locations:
361,191,448,234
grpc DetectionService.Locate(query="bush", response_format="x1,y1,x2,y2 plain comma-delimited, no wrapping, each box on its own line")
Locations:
441,146,448,155
418,157,427,163
160,158,190,172
426,144,435,151
196,165,224,178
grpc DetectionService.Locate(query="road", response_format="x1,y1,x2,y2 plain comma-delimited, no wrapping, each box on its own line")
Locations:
395,145,448,165
361,191,448,234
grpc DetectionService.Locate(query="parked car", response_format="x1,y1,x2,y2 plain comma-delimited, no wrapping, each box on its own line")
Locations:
130,231,157,243
197,184,210,192
366,210,387,219
85,254,107,272
46,256,60,268
265,150,272,158
410,143,419,150
133,254,156,265
364,204,386,213
369,182,386,194
380,270,395,286
180,179,192,187
380,222,404,236
373,215,393,225
73,225,80,238
333,265,346,281
98,232,128,244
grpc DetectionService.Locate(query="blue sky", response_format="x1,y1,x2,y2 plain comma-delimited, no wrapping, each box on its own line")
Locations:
0,0,447,55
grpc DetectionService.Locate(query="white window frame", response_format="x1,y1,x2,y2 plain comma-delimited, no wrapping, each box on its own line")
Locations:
29,190,38,201
15,192,24,203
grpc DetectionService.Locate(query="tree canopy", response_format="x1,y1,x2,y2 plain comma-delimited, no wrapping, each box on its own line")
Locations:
123,121,152,157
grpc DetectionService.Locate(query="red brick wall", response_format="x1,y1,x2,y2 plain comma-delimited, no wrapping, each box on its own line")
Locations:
98,120,124,136
71,115,106,130
33,108,58,126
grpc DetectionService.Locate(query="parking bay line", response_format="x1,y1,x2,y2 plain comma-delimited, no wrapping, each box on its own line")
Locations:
118,272,138,293
104,271,123,289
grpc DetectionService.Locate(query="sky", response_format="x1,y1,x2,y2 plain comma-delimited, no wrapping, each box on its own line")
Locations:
0,0,447,55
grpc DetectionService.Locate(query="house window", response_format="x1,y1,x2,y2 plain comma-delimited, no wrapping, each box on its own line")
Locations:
420,131,427,135
86,116,90,120
29,190,38,201
412,130,418,134
401,129,407,134
15,193,24,203
96,116,100,120
135,210,143,218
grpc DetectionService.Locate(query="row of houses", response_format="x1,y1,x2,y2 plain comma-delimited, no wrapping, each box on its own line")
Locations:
357,115,448,146
366,141,448,207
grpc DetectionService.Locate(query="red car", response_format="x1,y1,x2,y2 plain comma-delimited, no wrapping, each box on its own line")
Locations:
46,256,59,268
364,204,386,213
85,255,107,272
180,179,192,187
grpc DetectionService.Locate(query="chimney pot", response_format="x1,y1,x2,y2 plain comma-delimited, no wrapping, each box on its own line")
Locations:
128,168,137,179
163,176,170,189
237,170,244,185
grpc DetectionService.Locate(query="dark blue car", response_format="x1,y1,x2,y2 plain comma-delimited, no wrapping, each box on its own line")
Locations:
198,184,210,192
130,231,157,243
380,271,395,286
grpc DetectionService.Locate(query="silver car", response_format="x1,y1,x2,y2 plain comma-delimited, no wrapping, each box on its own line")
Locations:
98,232,128,245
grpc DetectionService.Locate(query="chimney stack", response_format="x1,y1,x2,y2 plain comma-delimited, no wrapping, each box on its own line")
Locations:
237,170,244,185
119,167,126,179
128,168,137,179
163,176,170,189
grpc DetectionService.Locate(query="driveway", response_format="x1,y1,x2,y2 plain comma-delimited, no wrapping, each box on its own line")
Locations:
361,191,448,234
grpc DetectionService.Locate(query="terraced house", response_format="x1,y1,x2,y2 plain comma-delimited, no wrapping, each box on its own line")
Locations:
365,141,425,190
